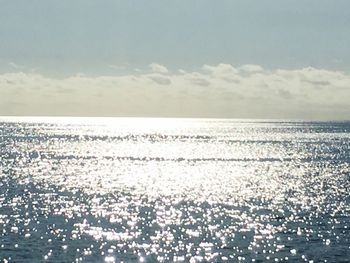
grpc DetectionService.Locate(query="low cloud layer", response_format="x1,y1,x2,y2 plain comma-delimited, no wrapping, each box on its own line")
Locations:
0,64,349,120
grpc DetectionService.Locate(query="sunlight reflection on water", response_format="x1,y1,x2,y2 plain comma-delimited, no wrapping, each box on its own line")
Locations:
0,118,350,262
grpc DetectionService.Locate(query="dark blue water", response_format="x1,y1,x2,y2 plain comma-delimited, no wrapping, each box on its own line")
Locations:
0,118,349,262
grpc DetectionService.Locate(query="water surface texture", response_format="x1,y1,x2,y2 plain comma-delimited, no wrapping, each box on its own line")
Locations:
0,117,350,262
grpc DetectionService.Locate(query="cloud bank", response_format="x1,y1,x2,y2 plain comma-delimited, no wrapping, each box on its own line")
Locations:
0,63,349,120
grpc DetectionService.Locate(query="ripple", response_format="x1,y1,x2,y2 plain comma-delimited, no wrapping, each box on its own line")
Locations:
0,118,349,262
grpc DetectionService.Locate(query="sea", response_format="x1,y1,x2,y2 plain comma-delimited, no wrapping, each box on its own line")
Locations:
0,117,349,263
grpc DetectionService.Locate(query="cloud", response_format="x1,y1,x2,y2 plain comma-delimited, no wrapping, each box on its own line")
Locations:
303,79,330,87
0,63,349,120
185,72,211,87
277,89,293,99
149,63,169,74
239,64,264,73
148,75,172,85
190,78,211,87
202,63,239,76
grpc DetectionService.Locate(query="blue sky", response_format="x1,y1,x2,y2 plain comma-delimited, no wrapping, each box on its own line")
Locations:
1,0,350,75
0,1,349,119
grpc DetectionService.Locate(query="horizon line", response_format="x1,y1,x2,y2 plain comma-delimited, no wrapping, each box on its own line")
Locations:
0,115,349,123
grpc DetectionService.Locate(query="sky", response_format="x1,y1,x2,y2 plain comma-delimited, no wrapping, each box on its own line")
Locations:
0,0,350,119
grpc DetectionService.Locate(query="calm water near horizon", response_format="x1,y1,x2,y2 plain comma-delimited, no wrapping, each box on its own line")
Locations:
0,117,350,262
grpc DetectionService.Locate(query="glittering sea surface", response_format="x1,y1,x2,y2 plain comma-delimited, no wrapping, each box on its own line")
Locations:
0,117,350,263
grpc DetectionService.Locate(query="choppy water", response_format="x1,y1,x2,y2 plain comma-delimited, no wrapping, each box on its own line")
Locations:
0,117,350,263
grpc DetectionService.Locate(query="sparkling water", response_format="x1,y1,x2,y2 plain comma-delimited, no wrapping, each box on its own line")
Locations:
0,117,350,262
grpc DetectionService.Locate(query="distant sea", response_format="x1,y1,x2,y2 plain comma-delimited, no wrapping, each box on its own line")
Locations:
0,117,349,262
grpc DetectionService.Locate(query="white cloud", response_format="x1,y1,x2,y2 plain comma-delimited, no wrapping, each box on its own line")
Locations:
202,63,239,75
0,64,349,120
148,74,172,85
149,63,169,74
239,64,264,73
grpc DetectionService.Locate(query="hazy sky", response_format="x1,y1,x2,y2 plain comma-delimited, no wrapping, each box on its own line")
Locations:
1,0,350,119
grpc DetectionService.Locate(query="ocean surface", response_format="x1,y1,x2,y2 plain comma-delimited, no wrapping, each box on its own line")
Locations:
0,117,350,263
